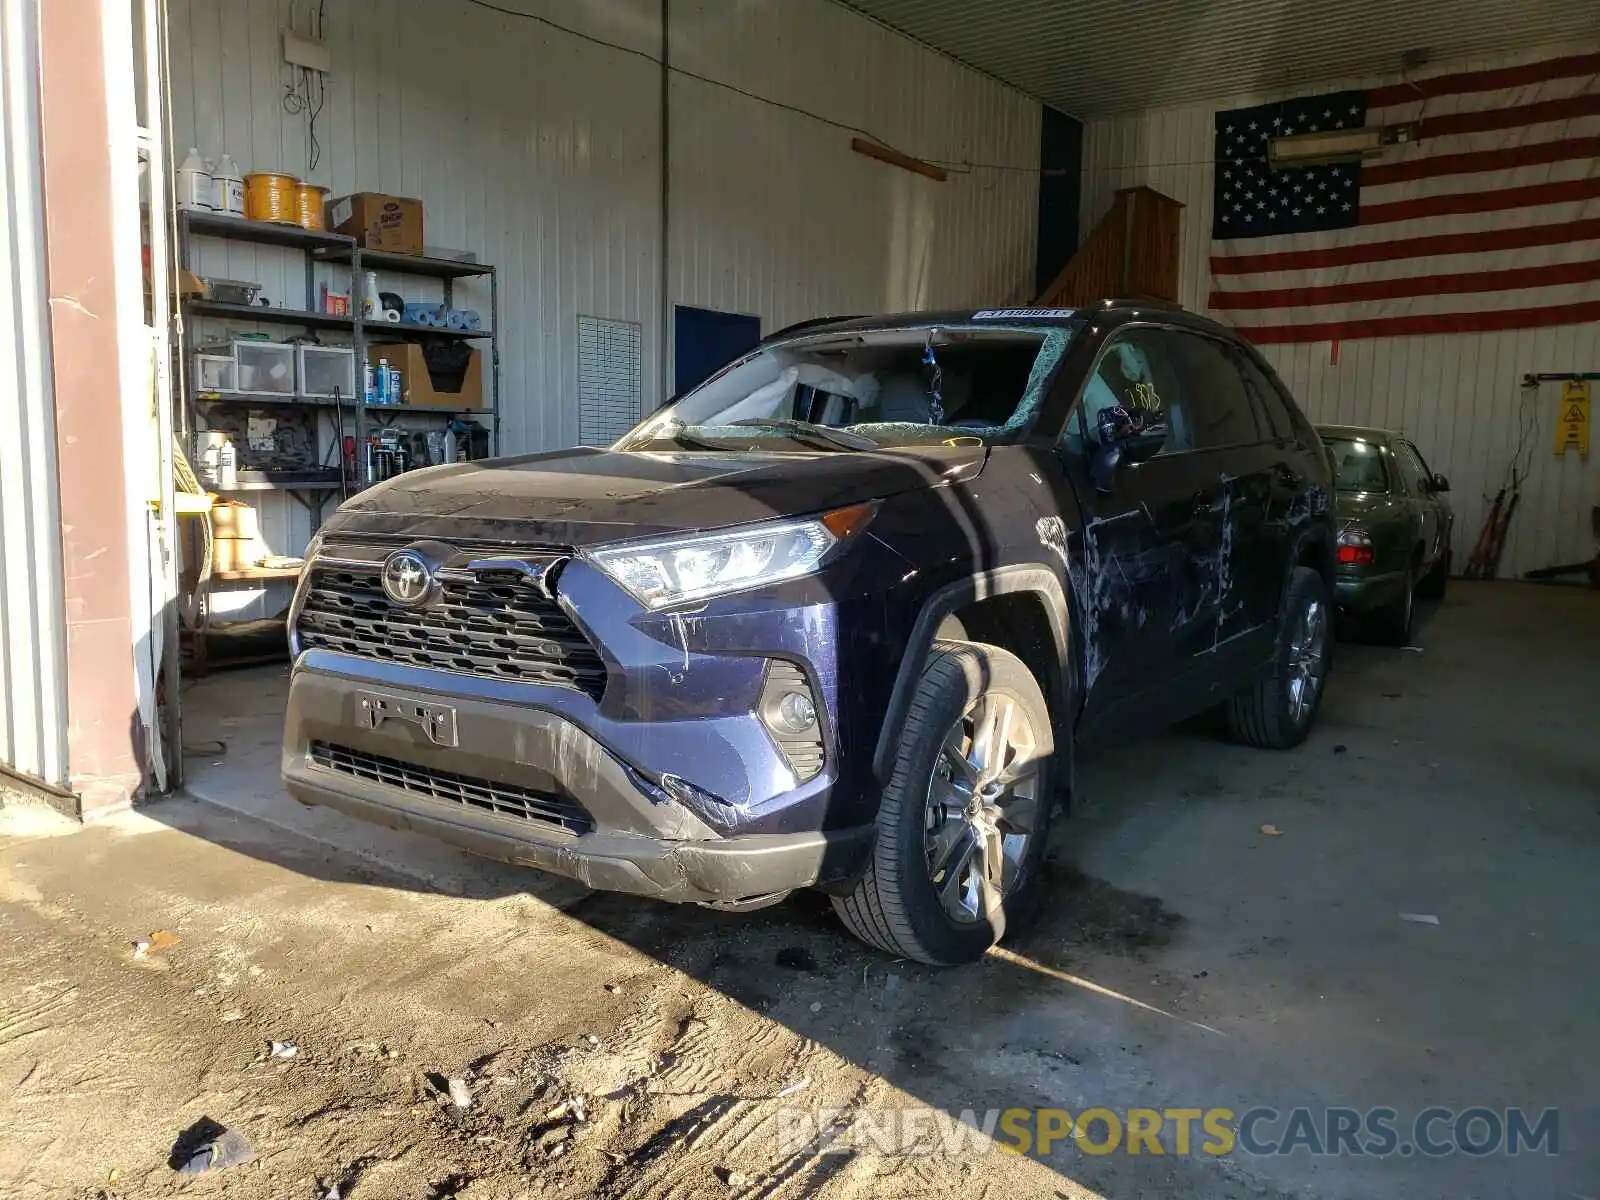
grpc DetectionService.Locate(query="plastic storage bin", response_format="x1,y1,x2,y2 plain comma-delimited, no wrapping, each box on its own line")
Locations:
194,354,235,392
233,340,296,394
298,344,357,399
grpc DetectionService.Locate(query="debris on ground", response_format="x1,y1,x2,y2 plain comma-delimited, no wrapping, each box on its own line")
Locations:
1333,744,1348,754
775,1076,810,1098
544,1095,587,1123
584,1033,600,1046
269,1040,298,1059
1259,824,1283,837
219,1007,245,1023
1401,645,1425,654
447,1077,474,1109
603,982,622,994
1400,913,1441,926
808,1001,822,1013
169,1119,254,1174
715,1165,751,1187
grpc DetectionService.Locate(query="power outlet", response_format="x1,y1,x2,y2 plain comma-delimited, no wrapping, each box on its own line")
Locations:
282,29,331,74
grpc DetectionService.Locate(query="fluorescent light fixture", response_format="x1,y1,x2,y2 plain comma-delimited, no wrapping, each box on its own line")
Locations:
1268,124,1417,168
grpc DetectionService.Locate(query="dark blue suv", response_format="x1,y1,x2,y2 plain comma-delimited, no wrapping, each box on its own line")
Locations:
284,303,1335,964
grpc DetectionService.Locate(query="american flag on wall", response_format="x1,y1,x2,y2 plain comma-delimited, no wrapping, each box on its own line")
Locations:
1209,53,1600,344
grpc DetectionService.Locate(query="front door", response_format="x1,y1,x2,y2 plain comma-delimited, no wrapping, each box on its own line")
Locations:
1057,327,1210,734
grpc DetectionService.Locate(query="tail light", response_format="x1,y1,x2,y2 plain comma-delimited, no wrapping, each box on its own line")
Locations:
1337,527,1374,565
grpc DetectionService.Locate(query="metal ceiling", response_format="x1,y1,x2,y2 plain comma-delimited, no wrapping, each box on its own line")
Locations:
841,0,1600,116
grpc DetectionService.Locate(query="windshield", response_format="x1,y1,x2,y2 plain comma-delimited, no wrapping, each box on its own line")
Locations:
617,325,1073,452
1323,436,1389,493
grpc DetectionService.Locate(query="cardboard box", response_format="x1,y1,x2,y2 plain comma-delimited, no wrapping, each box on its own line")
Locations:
328,192,425,254
367,342,483,409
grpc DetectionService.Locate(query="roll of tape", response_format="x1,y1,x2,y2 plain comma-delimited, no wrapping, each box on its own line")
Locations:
444,309,466,330
384,309,402,323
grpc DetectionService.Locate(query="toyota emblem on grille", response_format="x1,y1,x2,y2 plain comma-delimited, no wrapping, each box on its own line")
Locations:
381,549,437,607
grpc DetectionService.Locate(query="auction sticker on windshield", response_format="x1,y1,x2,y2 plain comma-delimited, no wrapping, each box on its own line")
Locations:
971,308,1075,320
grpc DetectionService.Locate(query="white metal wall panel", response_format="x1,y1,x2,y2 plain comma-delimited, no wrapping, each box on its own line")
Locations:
0,0,69,789
168,0,1040,617
1080,48,1600,580
669,0,1039,360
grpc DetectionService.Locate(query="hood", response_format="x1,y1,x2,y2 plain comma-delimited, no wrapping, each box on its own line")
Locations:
323,443,987,548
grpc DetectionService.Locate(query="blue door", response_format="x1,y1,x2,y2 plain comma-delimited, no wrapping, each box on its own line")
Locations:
674,305,761,397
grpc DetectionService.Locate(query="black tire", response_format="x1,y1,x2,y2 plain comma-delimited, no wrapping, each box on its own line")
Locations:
832,640,1054,965
1373,559,1417,645
1416,548,1449,600
1223,566,1330,749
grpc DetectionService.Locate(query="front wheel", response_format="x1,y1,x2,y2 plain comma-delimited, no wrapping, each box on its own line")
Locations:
1223,566,1330,749
833,641,1054,965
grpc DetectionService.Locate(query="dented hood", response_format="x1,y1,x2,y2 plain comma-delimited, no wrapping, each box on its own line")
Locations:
323,443,988,547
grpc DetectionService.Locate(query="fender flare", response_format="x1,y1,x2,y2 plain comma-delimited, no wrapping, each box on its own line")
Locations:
872,565,1074,782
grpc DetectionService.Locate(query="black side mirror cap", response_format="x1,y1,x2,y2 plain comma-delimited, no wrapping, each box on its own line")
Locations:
1431,474,1450,492
1089,426,1167,492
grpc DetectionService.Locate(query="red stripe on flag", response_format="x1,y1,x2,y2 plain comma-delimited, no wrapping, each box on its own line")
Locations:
1362,136,1600,187
1361,176,1600,225
1211,218,1600,276
1367,53,1600,109
1211,258,1600,310
1418,92,1600,139
1235,300,1600,345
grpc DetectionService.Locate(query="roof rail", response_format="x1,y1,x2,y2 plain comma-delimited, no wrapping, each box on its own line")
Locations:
763,315,866,341
1100,296,1185,311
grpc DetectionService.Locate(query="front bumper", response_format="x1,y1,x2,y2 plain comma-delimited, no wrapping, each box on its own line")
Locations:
281,662,874,904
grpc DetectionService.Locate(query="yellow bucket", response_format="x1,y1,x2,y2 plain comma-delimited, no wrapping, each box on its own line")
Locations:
245,171,299,224
296,183,329,231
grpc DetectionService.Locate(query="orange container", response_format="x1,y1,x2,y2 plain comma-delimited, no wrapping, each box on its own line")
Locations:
296,183,329,231
245,171,299,223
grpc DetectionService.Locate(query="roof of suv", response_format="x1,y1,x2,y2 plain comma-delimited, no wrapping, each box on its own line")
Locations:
762,300,1240,344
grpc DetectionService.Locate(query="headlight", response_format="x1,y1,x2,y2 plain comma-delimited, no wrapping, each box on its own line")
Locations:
586,503,875,609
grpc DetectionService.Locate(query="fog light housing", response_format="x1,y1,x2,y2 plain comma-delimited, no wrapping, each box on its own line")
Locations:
759,661,824,781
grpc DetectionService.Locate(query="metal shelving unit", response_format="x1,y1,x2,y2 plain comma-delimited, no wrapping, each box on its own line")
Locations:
176,211,500,518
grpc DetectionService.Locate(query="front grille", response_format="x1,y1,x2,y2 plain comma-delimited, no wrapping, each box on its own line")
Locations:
296,560,607,698
309,741,591,834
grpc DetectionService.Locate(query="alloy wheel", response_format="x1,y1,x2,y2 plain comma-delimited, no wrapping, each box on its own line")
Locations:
923,694,1043,924
1287,596,1327,725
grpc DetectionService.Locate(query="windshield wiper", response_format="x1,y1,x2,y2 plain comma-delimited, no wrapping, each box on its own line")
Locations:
725,418,878,451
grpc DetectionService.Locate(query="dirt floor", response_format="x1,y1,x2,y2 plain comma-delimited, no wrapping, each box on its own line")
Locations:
1,581,1596,1200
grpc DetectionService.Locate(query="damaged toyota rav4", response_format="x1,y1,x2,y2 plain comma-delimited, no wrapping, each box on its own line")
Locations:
284,302,1335,964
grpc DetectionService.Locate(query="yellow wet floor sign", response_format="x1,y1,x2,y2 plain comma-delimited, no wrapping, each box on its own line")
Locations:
1555,380,1590,459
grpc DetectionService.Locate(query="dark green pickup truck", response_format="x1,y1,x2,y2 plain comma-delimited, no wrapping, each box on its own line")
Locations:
1319,425,1454,645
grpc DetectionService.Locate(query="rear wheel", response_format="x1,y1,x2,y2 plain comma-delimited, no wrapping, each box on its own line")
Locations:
833,641,1054,965
1224,566,1330,749
1373,559,1417,645
1417,548,1449,600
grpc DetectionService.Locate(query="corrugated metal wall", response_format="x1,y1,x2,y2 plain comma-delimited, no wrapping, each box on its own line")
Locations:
1080,49,1600,580
0,0,69,789
167,0,1039,618
669,0,1038,343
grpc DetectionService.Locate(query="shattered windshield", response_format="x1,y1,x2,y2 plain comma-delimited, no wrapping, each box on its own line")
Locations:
616,326,1073,452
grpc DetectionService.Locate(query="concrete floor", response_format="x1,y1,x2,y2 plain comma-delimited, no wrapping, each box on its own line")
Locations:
3,581,1596,1198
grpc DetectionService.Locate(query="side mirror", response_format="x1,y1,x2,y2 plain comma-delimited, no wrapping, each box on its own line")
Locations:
1089,425,1167,493
1430,474,1450,492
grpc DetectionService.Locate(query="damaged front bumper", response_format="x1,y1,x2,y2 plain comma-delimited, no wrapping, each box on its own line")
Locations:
281,661,874,905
